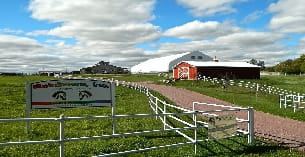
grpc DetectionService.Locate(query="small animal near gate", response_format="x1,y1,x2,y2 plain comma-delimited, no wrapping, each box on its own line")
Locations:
173,61,260,80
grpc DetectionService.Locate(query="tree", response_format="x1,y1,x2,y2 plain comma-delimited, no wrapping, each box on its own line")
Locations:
248,59,265,69
273,58,300,74
249,59,258,65
297,54,305,73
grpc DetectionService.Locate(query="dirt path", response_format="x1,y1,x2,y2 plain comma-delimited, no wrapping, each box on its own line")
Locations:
140,83,305,152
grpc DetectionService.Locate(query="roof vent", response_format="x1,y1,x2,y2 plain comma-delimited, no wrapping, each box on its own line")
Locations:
212,56,219,62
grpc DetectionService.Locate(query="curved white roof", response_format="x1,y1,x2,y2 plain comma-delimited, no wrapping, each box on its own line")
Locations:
131,52,190,73
183,61,261,68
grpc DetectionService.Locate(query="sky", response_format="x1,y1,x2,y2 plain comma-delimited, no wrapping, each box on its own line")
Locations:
1,0,305,73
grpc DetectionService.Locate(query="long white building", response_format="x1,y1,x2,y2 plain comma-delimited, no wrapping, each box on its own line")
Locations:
131,51,212,73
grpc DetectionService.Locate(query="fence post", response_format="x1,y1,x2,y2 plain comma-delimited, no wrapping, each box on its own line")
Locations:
294,93,300,112
155,97,158,120
248,107,254,144
145,87,148,96
116,80,119,86
192,102,196,121
25,82,31,134
194,111,198,155
111,82,116,134
59,114,65,157
163,102,166,130
279,94,283,108
256,83,259,91
284,94,287,108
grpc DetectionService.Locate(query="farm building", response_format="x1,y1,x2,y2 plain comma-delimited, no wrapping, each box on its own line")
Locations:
173,61,261,80
80,61,128,74
131,51,212,73
38,71,63,76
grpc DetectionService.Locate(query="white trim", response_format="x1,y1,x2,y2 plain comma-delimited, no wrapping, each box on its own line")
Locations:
181,61,260,68
178,66,189,80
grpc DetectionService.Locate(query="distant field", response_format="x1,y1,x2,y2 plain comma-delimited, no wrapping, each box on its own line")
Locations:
257,75,305,94
0,75,303,156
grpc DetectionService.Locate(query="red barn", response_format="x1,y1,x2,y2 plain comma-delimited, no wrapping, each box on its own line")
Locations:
173,61,260,80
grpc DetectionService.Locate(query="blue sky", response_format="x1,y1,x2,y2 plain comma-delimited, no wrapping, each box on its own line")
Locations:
0,0,305,73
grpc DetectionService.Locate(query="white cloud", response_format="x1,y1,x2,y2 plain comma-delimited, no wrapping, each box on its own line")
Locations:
28,0,160,44
0,34,146,72
157,31,292,66
2,0,300,73
0,35,63,72
214,32,287,48
176,0,247,17
0,35,45,53
18,0,162,72
29,0,155,26
297,37,305,54
241,10,265,24
268,0,305,33
30,23,160,44
0,28,23,35
163,20,241,40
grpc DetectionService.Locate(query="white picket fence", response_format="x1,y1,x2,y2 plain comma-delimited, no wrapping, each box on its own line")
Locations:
0,78,254,156
200,76,297,95
279,93,305,112
199,75,305,112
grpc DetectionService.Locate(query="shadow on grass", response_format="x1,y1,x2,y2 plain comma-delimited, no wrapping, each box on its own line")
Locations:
197,138,290,156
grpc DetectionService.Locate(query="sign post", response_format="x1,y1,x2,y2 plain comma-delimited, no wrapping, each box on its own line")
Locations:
208,114,237,140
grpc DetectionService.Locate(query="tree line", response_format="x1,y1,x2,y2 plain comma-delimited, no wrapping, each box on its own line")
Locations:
264,54,305,74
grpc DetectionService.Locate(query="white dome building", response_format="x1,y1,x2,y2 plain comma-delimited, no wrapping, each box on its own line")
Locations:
131,51,212,73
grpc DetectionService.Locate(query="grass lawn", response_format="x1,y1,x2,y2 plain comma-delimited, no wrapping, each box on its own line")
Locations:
172,80,305,122
256,75,305,94
0,75,304,156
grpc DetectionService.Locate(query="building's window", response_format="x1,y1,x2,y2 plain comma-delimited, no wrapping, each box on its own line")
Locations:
198,56,203,59
191,56,195,59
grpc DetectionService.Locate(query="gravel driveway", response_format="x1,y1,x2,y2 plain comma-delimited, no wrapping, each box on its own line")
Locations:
139,83,305,152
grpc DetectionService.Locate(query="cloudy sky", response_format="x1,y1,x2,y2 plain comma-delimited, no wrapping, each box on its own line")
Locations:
1,0,305,73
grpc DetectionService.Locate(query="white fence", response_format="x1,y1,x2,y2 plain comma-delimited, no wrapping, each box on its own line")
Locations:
0,78,254,156
200,76,298,95
279,94,305,112
260,72,283,76
199,75,305,112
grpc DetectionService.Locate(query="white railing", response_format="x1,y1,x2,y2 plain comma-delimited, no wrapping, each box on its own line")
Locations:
199,75,299,95
192,102,254,144
279,93,305,112
198,75,305,112
0,78,254,156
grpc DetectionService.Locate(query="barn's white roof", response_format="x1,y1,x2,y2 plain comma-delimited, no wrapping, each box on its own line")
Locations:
184,61,261,68
131,52,191,73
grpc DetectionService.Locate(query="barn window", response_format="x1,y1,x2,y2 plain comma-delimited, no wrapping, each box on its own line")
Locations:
198,56,203,59
191,56,195,59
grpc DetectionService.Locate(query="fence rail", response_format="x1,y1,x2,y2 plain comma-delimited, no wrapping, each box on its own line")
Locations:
199,75,305,112
0,77,254,156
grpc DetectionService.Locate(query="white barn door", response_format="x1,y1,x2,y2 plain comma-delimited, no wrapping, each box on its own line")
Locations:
178,67,189,79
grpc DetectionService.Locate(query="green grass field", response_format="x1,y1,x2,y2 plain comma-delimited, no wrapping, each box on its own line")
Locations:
173,80,305,122
256,75,305,94
0,75,304,156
